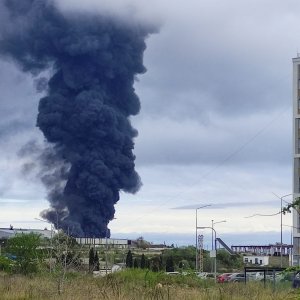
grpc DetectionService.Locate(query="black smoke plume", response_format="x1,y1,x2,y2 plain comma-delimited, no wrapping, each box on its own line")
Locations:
0,0,155,237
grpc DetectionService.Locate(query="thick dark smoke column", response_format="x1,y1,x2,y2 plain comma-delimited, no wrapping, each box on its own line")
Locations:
0,0,155,237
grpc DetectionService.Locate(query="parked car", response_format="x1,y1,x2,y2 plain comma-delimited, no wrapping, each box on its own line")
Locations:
196,272,215,279
205,273,215,279
217,273,233,283
254,271,284,282
196,272,207,279
166,271,180,276
228,273,245,282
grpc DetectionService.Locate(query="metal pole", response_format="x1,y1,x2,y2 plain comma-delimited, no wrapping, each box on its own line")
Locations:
211,220,225,274
196,209,198,273
105,228,108,275
50,224,53,273
281,197,283,267
291,227,293,266
194,205,211,273
211,220,214,273
197,226,217,282
273,193,292,267
211,220,214,250
214,230,217,282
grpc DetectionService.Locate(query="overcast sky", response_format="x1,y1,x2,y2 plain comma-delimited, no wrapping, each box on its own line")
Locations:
0,0,299,247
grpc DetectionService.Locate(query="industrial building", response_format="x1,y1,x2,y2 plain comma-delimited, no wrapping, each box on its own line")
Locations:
293,56,300,265
0,226,52,240
231,244,293,256
75,237,131,249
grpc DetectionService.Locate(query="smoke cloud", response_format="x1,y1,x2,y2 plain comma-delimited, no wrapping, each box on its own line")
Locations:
0,0,156,237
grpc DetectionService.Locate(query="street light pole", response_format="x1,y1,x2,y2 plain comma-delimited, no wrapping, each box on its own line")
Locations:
279,193,292,268
211,220,226,273
211,220,226,251
281,196,283,267
105,228,108,275
282,224,297,266
211,220,214,251
195,205,211,273
196,209,198,272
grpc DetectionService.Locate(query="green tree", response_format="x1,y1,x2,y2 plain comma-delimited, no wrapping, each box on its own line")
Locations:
216,250,243,270
150,256,161,272
133,258,139,268
282,197,300,214
0,256,14,273
94,251,100,271
159,255,163,270
52,232,81,269
7,233,43,274
163,246,196,270
89,248,95,272
126,250,133,268
50,232,81,295
165,256,175,272
140,254,146,269
145,257,150,269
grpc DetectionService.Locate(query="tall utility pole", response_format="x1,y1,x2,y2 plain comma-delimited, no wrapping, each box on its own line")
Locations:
197,226,217,282
279,193,292,267
198,234,204,273
105,228,108,275
195,205,211,272
211,220,214,251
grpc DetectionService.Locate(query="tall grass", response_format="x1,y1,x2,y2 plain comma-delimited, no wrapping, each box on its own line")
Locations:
0,270,299,299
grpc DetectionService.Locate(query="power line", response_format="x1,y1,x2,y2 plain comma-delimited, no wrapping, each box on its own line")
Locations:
244,212,281,218
120,104,290,230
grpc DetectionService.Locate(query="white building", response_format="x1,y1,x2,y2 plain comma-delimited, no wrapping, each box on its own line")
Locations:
243,256,269,266
292,56,300,265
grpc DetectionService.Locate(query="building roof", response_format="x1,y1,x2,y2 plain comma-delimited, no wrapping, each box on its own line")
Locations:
0,227,52,239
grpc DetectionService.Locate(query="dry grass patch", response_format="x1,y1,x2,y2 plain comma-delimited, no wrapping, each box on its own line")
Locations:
0,270,299,300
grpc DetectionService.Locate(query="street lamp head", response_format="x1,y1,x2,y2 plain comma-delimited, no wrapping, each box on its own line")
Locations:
214,220,226,225
34,217,51,224
196,204,212,210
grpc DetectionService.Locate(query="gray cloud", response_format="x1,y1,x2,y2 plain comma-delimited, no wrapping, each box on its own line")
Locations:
0,0,296,238
172,200,279,210
136,0,298,121
133,109,291,166
0,61,39,136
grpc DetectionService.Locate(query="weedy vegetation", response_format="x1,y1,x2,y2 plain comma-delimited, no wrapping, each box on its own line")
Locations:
0,233,299,299
0,269,299,300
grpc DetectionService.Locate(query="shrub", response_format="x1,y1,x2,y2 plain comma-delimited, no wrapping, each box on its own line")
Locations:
0,256,14,272
6,233,44,274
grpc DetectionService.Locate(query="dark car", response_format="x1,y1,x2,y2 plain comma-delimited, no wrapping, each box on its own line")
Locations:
228,273,245,282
